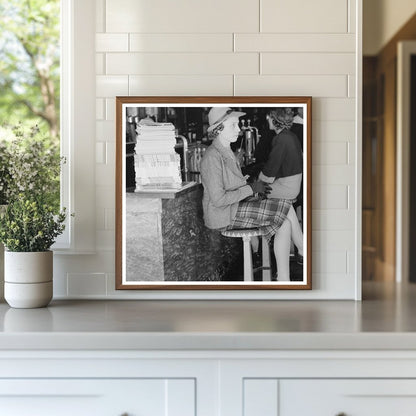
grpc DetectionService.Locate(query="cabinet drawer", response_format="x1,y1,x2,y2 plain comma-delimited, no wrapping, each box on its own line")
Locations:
280,379,416,416
0,378,195,416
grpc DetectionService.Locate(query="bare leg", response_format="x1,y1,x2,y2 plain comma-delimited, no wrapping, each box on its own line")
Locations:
286,205,303,256
273,219,291,281
250,236,259,253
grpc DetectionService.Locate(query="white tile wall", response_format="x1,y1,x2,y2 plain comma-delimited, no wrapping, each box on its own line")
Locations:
312,210,355,230
130,34,234,52
57,0,360,299
313,142,349,165
261,0,348,33
235,75,348,97
95,53,105,75
67,273,107,296
235,34,356,52
106,53,259,75
129,75,233,96
106,0,259,33
96,34,129,52
261,53,355,75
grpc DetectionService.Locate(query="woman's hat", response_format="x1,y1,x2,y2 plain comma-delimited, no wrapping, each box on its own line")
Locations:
207,107,246,132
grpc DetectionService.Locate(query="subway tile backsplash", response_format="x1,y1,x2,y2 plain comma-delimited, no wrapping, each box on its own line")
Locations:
60,0,360,299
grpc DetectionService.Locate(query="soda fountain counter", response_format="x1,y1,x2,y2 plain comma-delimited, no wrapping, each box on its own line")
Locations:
125,183,242,283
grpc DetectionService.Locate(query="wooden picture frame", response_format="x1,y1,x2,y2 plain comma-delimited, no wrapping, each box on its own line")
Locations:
116,96,312,290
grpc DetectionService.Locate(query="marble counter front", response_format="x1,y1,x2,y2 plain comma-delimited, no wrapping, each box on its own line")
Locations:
126,183,241,283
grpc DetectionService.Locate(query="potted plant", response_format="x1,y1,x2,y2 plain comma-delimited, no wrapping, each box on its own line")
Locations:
0,124,66,308
0,197,66,308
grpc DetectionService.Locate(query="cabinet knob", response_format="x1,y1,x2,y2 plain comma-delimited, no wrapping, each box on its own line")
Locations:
335,413,347,416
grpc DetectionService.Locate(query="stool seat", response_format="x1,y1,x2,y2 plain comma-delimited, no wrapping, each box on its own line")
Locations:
221,228,271,282
221,228,264,238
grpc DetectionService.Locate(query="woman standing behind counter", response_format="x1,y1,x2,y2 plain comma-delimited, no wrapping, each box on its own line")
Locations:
200,107,293,281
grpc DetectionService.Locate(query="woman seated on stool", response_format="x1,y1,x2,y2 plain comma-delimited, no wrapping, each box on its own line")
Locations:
200,107,293,281
258,107,304,280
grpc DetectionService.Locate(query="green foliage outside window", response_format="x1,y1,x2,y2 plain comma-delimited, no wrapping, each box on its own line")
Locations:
0,0,61,210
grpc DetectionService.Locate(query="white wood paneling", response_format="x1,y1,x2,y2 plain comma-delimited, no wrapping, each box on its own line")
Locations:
105,98,115,120
96,98,104,120
67,273,107,296
349,0,357,33
96,75,128,97
313,142,349,165
95,164,115,186
105,142,115,165
96,121,116,142
235,34,356,52
313,165,355,185
235,75,347,97
262,53,355,75
106,53,259,75
96,230,116,251
313,98,355,120
261,0,348,33
348,74,356,97
313,251,348,273
106,0,259,33
96,142,106,164
313,231,355,251
312,210,355,230
313,185,349,209
130,34,233,52
95,53,105,75
55,0,362,300
313,120,355,141
104,208,115,230
129,75,233,96
96,33,129,52
95,0,105,32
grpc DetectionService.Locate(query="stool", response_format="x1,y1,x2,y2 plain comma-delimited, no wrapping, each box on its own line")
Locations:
221,228,271,282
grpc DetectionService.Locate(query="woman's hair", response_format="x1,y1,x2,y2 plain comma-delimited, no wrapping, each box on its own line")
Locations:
207,122,224,139
268,107,294,131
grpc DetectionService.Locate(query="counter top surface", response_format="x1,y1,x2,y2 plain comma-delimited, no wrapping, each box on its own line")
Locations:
1,282,416,351
131,181,200,199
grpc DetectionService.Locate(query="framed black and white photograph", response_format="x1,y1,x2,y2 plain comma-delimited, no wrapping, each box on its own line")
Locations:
116,96,311,290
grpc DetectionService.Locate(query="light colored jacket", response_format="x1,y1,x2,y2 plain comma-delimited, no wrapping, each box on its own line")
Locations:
200,139,253,229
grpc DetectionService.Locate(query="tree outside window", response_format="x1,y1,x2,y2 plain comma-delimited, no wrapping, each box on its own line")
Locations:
0,0,60,208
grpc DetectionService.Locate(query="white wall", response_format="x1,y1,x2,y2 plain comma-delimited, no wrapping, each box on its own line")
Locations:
363,0,416,55
54,0,361,300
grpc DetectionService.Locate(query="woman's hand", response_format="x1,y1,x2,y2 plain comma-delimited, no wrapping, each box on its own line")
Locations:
249,180,271,196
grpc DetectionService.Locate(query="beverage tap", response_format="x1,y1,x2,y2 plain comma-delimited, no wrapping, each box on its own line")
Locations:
240,119,261,166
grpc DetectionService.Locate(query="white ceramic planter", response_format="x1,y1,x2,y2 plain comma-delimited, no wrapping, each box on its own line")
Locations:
0,205,7,301
4,251,53,308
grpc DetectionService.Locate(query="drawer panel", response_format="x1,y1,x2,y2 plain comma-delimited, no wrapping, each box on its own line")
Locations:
280,379,416,416
0,379,195,416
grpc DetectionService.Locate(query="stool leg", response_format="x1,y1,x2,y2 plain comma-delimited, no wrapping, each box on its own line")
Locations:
262,236,271,281
242,235,253,282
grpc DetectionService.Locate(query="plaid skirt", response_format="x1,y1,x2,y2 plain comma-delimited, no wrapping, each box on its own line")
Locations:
228,197,292,242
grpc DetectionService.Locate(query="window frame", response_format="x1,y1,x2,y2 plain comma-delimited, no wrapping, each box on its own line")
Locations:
53,0,95,253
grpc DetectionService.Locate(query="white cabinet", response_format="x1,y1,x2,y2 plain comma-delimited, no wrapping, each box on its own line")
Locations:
0,379,195,416
1,350,416,415
280,380,416,416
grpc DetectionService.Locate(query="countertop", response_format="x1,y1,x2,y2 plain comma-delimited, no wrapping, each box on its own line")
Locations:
1,281,416,351
131,181,200,199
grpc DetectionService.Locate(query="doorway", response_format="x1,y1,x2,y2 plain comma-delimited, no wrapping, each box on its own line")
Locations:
396,41,416,283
